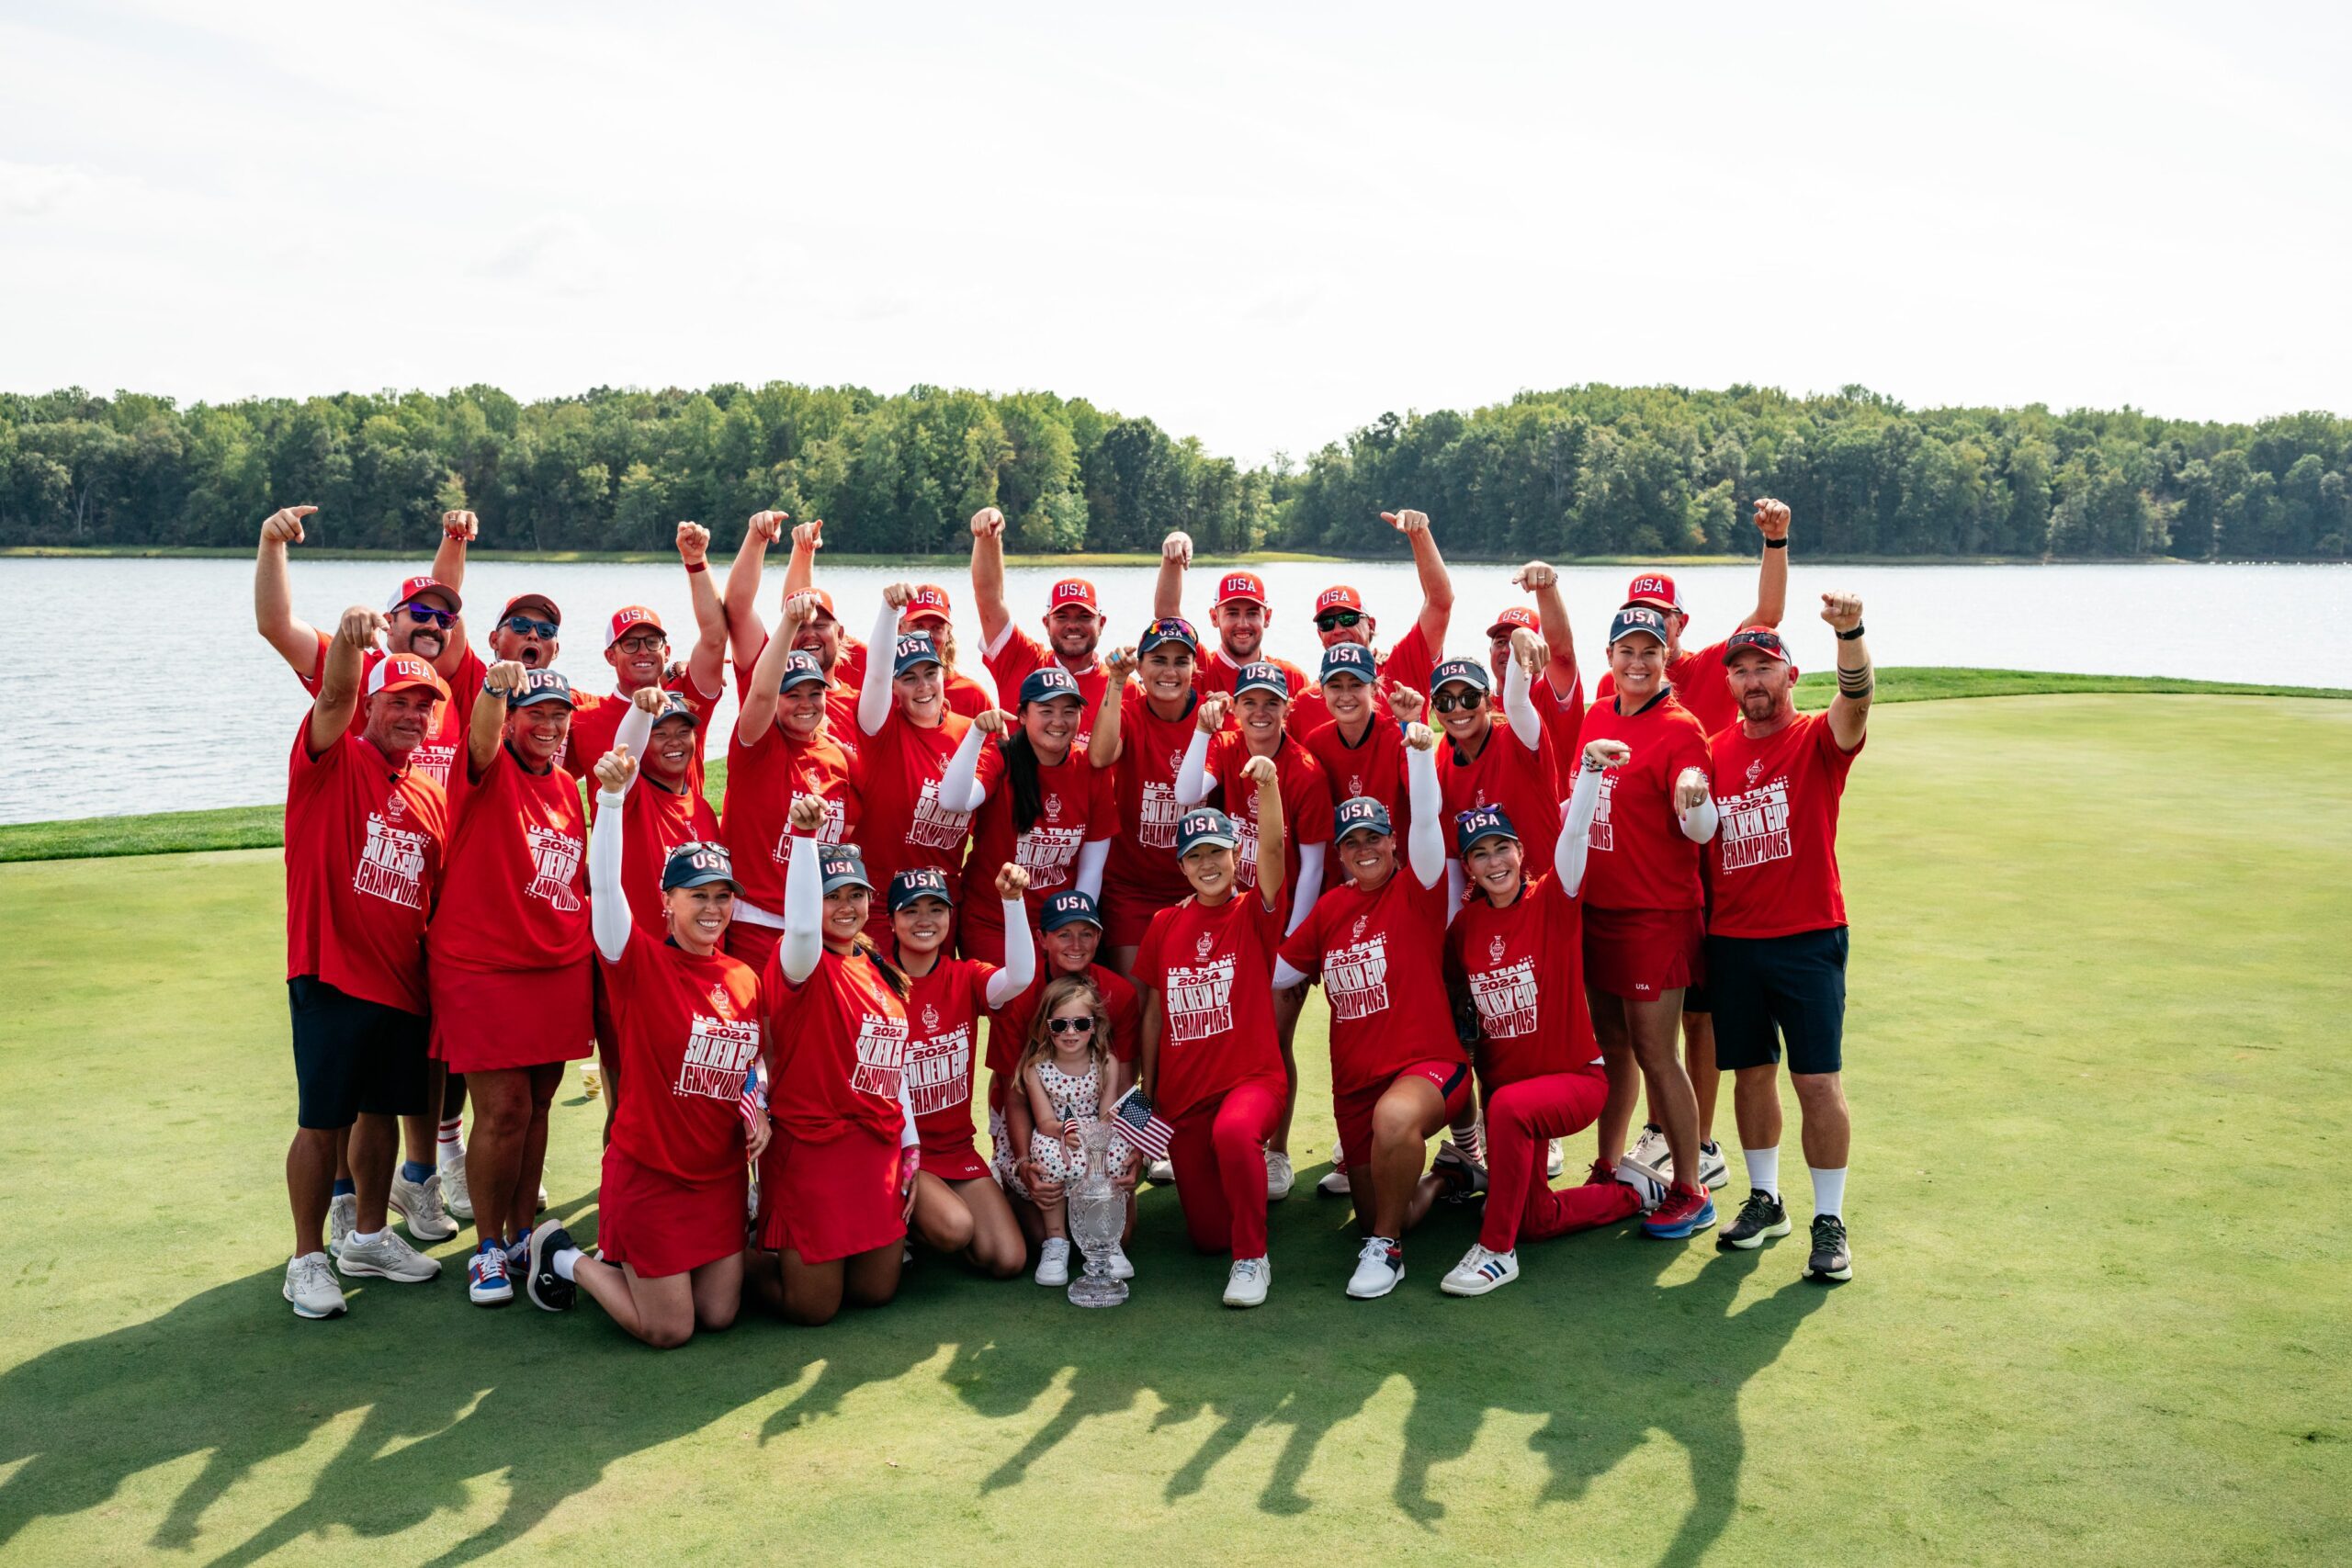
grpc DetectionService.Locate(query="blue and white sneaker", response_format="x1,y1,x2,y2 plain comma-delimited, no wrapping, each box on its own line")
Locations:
1641,1183,1718,1239
468,1243,514,1306
1440,1244,1520,1296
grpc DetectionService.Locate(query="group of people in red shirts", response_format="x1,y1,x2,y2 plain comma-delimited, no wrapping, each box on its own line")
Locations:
262,492,1875,1334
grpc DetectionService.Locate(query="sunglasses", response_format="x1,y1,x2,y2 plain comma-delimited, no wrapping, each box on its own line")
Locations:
1315,610,1364,630
396,602,456,628
1431,690,1487,713
1046,1016,1096,1035
503,616,559,639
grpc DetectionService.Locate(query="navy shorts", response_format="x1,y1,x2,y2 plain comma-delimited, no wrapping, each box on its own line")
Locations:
289,976,431,1128
1704,928,1847,1077
1682,981,1712,1015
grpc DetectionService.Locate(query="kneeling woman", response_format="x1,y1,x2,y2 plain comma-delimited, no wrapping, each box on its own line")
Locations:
750,795,922,1325
523,746,765,1347
888,862,1034,1279
1440,738,1658,1297
1133,758,1287,1310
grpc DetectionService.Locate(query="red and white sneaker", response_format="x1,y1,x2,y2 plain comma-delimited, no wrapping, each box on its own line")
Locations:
1642,1183,1717,1239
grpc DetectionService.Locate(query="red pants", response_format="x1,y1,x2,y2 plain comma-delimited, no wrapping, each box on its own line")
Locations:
1169,1077,1283,1260
1479,1071,1639,1252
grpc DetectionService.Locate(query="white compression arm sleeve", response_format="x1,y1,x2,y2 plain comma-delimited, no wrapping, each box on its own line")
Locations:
589,788,631,962
982,897,1035,1007
857,598,899,737
779,833,824,984
1555,762,1605,898
1406,741,1444,888
1174,727,1213,807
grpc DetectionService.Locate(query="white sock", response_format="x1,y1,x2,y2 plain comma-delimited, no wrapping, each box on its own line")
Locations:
348,1227,386,1247
1744,1146,1780,1200
1810,1166,1847,1219
552,1247,581,1281
1449,1110,1483,1163
437,1118,463,1156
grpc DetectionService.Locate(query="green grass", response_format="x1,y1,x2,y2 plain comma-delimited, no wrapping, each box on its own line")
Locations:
6,670,2345,863
1,693,2347,1564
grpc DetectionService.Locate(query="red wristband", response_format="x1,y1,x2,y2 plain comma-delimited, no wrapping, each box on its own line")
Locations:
684,560,708,574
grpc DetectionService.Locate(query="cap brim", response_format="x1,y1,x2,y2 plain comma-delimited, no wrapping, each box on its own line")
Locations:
1180,833,1240,852
370,678,447,701
509,691,576,708
820,874,874,894
1337,822,1391,842
1460,829,1520,850
664,870,740,892
1043,912,1105,931
1625,596,1679,614
779,673,829,691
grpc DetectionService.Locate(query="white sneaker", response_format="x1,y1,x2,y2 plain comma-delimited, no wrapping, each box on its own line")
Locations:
1615,1158,1668,1213
1629,1122,1672,1184
1034,1236,1071,1287
439,1152,473,1221
1265,1149,1295,1201
1546,1138,1566,1179
1145,1158,1176,1185
1317,1166,1351,1197
336,1228,442,1282
1097,1242,1135,1281
1223,1255,1271,1308
1696,1141,1730,1190
327,1192,357,1254
1440,1243,1520,1296
284,1252,347,1318
1346,1236,1404,1300
390,1168,458,1244
536,1182,549,1213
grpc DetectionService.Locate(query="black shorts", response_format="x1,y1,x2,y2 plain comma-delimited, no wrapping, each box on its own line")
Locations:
1704,928,1847,1077
1682,981,1712,1015
289,976,431,1128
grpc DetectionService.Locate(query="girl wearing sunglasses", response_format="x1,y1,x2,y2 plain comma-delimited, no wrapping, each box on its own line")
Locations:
1013,975,1131,1286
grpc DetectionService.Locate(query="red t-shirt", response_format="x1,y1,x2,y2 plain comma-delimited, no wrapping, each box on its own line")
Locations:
1445,874,1600,1091
616,779,721,937
719,722,855,909
962,743,1118,936
760,942,910,1143
1287,624,1439,737
984,626,1111,746
1600,638,1736,736
1134,892,1287,1119
299,633,481,802
1102,682,1200,904
732,637,861,761
900,955,999,1159
1278,867,1461,1094
1705,712,1865,939
1203,730,1335,906
427,746,592,974
850,709,978,901
1439,716,1563,875
283,723,448,1014
599,926,763,1183
564,671,722,796
989,961,1142,1080
837,638,995,720
1300,716,1412,841
1575,692,1713,912
1195,648,1312,720
1532,666,1590,784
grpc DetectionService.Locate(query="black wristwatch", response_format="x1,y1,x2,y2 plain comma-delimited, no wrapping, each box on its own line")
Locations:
1837,623,1865,641
1763,537,1789,550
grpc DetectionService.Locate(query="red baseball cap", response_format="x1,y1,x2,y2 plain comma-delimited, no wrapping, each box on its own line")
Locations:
1623,573,1684,615
386,576,461,615
899,584,953,626
1216,570,1268,609
605,605,664,649
1047,579,1099,614
1723,626,1791,664
799,588,838,621
1487,605,1540,638
1314,585,1365,616
500,592,562,626
367,652,449,702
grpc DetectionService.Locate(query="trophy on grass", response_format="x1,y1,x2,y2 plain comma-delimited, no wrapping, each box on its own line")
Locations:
1067,1120,1128,1308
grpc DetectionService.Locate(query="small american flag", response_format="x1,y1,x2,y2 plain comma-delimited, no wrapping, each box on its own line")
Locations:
1110,1086,1174,1162
738,1059,767,1133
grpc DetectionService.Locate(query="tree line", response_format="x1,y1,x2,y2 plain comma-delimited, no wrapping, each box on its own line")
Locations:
3,381,2346,559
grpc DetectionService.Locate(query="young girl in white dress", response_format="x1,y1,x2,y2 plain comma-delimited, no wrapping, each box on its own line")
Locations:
1018,974,1130,1285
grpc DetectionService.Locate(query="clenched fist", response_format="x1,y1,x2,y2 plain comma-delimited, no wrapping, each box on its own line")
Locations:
441,510,479,542
261,504,317,546
484,660,529,699
994,862,1031,900
1754,498,1792,541
1820,591,1863,632
970,507,1006,540
780,589,826,631
1403,721,1437,753
788,794,829,833
594,746,638,794
1161,531,1193,568
1102,646,1140,683
1512,561,1556,592
1673,766,1710,812
675,521,711,566
882,581,913,611
630,685,668,715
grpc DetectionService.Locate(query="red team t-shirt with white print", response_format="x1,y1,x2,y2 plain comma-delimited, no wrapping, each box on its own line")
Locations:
1705,711,1864,939
899,956,999,1160
1445,874,1602,1092
760,944,911,1144
599,926,763,1184
1300,716,1412,842
1278,868,1463,1094
984,627,1113,745
1599,639,1736,736
564,671,722,800
1103,682,1202,908
836,638,997,721
719,723,856,911
851,710,979,908
1134,892,1287,1120
426,746,593,974
962,745,1118,942
1574,692,1713,912
1202,730,1335,909
1287,624,1440,737
283,724,448,1014
1194,649,1313,716
1439,718,1564,876
616,779,721,938
299,632,481,801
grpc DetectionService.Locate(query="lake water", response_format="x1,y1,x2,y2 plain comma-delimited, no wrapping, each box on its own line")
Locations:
4,557,2345,825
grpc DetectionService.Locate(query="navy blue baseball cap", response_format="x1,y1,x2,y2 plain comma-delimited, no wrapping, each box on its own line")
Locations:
891,633,943,676
819,844,872,894
1041,889,1103,932
1335,795,1393,841
661,840,739,892
1234,662,1290,701
779,649,828,691
1138,617,1200,655
1019,667,1083,707
1454,805,1519,855
510,669,575,708
888,865,955,912
1176,808,1240,855
1319,643,1378,686
1431,658,1490,694
1608,606,1669,647
649,691,698,728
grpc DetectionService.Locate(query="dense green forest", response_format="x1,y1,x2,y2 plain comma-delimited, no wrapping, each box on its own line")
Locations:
2,382,2346,559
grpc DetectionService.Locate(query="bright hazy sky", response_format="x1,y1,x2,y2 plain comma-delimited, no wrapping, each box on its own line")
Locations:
5,2,2347,464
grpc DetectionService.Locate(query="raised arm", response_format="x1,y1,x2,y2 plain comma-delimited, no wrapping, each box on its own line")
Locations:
676,521,728,697
1287,842,1323,936
1153,532,1192,620
1403,723,1444,887
1088,648,1137,768
969,507,1012,652
778,796,829,985
723,510,787,672
1074,839,1108,901
1739,499,1792,631
781,517,823,600
1555,739,1623,897
1173,696,1225,807
589,749,637,962
469,660,526,776
613,689,660,789
938,708,1000,812
306,605,379,756
1384,509,1453,651
1245,754,1286,911
254,505,323,676
857,587,908,737
1502,628,1545,750
432,509,476,595
1517,560,1581,703
737,592,814,744
981,863,1035,1007
1822,591,1872,752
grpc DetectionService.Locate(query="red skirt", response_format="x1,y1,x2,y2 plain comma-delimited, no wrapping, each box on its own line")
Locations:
757,1122,906,1264
922,1138,992,1183
430,960,593,1072
1581,906,1705,1003
597,1145,745,1279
